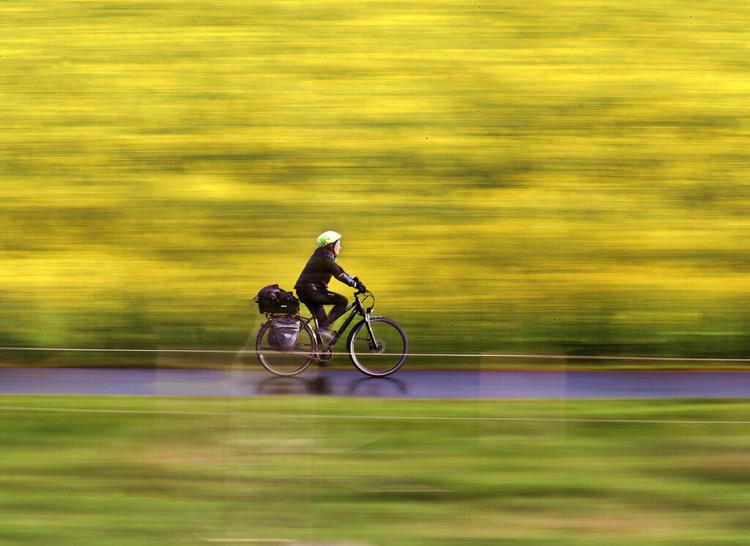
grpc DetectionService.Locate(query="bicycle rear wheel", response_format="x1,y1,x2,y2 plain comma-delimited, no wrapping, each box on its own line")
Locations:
256,319,317,377
348,316,408,377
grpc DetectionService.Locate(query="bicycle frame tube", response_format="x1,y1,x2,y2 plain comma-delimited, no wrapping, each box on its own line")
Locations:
314,293,366,347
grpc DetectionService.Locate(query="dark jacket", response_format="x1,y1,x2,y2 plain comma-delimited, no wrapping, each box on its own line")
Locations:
295,247,356,292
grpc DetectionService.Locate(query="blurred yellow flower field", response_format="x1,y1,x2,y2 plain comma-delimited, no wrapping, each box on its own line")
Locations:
1,0,749,364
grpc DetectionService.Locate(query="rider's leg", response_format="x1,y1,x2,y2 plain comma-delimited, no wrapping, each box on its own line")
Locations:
302,301,327,331
320,292,348,330
297,287,328,327
302,301,334,345
298,288,348,332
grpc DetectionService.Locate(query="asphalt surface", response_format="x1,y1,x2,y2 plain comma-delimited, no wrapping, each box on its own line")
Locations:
2,367,750,398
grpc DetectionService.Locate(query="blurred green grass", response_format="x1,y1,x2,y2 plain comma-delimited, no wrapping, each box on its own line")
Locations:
2,395,750,544
1,1,750,363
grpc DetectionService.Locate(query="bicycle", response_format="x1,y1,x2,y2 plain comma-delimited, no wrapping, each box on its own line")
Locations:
255,289,408,378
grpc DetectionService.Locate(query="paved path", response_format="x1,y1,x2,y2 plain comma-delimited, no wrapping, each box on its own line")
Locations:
2,367,750,398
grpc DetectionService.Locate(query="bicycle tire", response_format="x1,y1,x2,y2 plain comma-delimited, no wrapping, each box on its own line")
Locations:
347,316,408,377
256,318,317,377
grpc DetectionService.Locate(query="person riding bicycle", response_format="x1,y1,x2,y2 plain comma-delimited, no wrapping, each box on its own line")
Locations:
295,231,366,343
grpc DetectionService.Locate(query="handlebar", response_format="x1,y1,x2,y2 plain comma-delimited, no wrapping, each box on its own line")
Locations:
355,289,375,313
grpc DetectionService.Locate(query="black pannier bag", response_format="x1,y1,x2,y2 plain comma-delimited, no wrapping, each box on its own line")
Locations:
255,284,300,315
268,316,302,351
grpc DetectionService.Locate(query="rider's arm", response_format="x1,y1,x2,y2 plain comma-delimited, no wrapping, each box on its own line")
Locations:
322,255,358,288
337,271,358,287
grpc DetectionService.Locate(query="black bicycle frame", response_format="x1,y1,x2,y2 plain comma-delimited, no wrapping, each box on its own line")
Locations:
303,292,370,347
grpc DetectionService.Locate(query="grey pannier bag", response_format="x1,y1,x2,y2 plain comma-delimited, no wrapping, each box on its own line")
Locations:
268,316,302,351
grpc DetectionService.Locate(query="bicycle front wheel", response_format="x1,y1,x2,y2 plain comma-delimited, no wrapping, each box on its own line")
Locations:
348,316,408,377
256,320,317,377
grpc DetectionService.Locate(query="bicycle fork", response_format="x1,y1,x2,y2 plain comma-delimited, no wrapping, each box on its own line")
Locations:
363,314,382,352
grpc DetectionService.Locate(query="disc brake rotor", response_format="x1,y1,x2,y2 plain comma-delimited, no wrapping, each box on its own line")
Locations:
369,340,385,353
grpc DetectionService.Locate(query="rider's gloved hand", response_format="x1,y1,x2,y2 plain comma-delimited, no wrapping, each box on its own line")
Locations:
351,276,366,292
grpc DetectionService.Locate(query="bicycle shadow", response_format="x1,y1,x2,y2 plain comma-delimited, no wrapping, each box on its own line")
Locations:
256,375,409,397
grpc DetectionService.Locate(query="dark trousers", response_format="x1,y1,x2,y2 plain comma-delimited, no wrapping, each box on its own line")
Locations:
297,286,348,331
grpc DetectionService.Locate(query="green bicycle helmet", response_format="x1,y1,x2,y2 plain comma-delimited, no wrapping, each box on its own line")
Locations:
316,230,342,247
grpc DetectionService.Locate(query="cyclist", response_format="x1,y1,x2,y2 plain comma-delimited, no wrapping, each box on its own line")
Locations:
295,230,366,343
